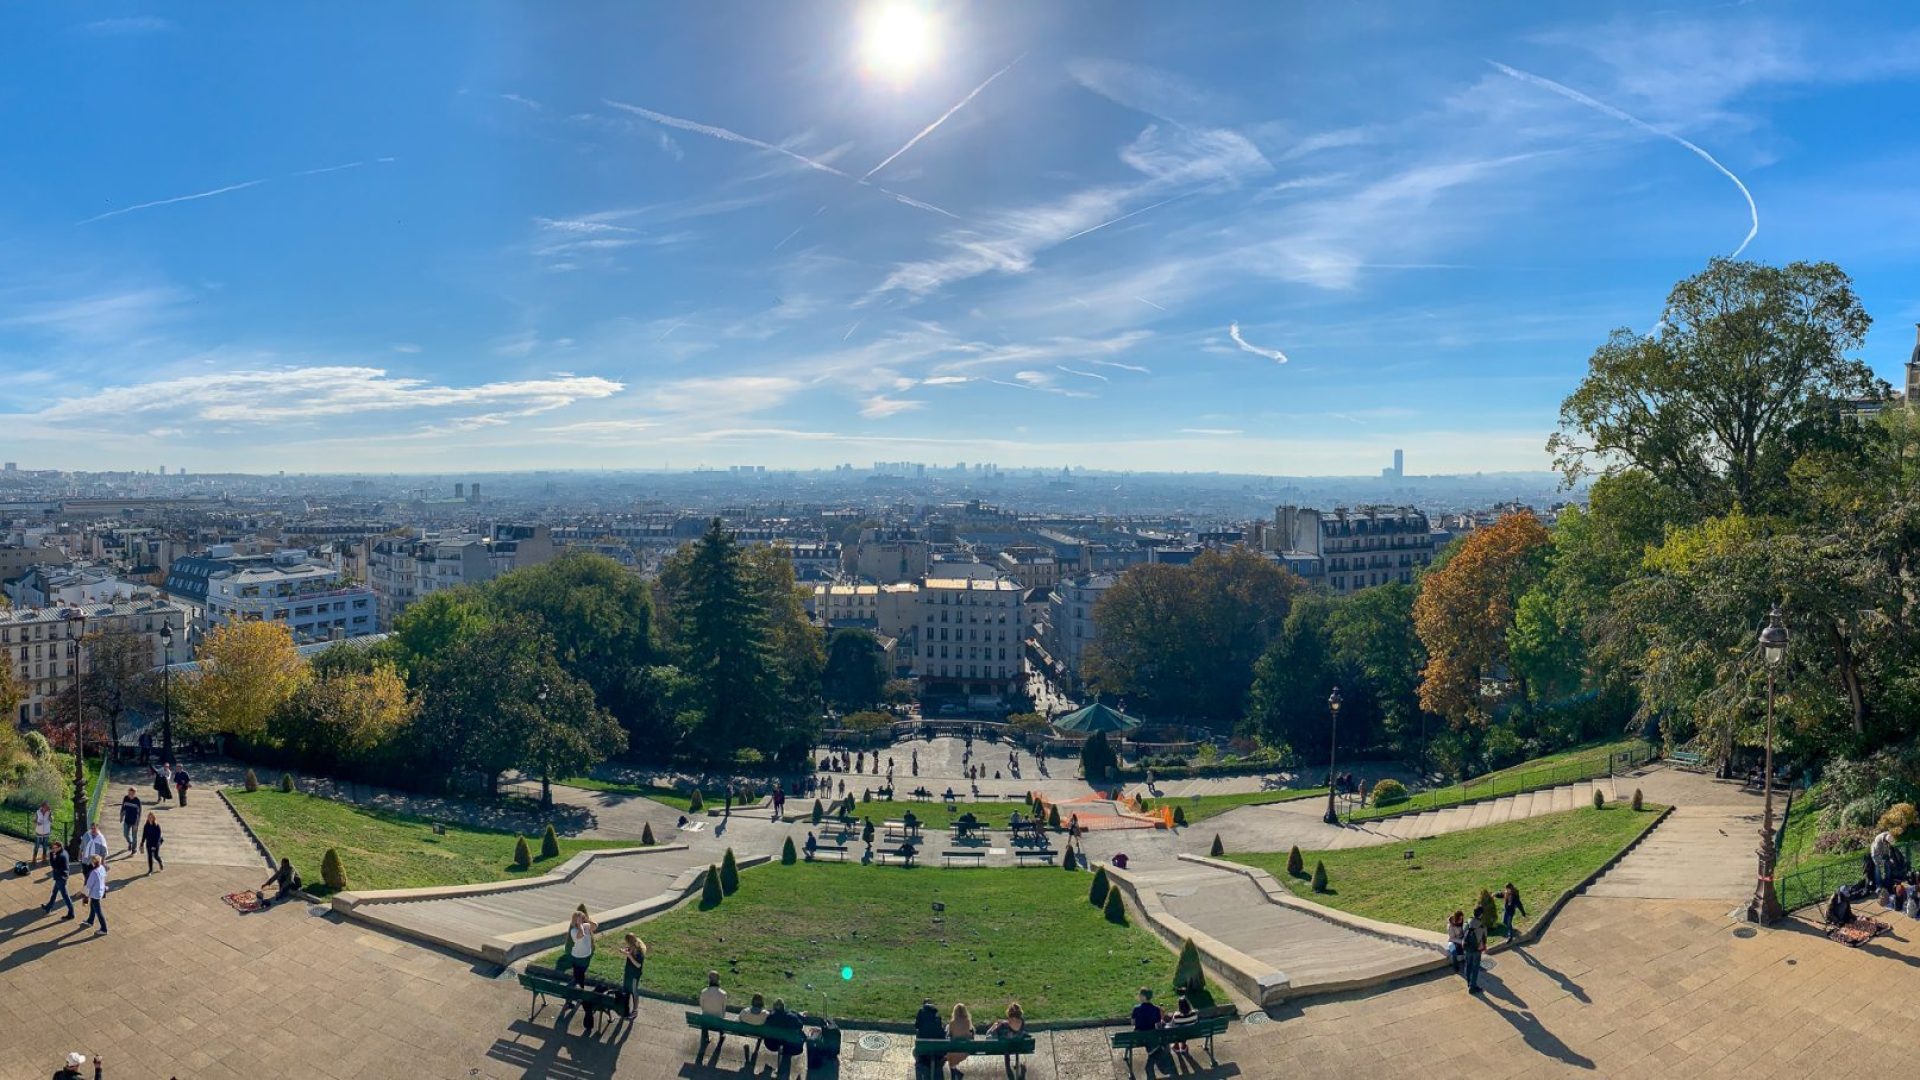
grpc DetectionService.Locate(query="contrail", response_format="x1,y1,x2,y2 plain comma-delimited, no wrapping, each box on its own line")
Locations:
1088,358,1149,373
293,160,365,177
1490,61,1757,257
79,178,268,224
1229,322,1289,364
1060,195,1183,244
862,54,1025,180
1056,365,1109,382
1135,296,1167,312
842,321,861,341
655,319,687,342
772,226,804,252
607,99,958,219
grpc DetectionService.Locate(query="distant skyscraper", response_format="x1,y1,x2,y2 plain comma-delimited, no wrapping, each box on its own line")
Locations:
1393,449,1404,477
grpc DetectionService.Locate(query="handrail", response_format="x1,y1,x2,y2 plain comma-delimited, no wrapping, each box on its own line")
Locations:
1774,838,1914,914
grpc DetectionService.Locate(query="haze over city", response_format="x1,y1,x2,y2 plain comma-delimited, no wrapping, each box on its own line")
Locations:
4,2,1918,475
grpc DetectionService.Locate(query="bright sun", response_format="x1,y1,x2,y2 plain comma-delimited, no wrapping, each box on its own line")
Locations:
860,2,937,82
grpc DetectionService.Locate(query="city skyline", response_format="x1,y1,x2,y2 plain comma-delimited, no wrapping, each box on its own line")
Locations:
3,2,1918,475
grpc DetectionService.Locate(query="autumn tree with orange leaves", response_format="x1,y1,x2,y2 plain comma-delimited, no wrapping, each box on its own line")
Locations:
1413,514,1553,728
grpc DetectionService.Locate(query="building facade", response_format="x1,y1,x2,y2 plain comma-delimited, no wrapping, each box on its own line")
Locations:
914,575,1023,703
367,525,555,629
203,550,376,643
2,599,189,727
1275,505,1434,595
1040,574,1115,691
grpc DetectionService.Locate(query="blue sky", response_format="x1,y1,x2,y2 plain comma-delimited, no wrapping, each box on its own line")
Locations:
3,2,1917,475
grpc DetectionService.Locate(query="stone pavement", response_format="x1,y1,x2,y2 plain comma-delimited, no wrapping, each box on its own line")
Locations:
111,763,267,869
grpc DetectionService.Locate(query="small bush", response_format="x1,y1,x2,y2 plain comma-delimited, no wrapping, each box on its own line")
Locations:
688,789,705,814
641,822,656,845
1310,861,1329,893
1878,802,1919,837
1814,826,1872,855
1172,805,1187,827
861,788,871,803
1061,844,1077,871
321,847,348,891
1048,805,1062,830
244,769,259,793
22,730,51,760
1210,834,1224,857
1173,937,1205,994
540,823,560,860
781,836,797,865
1476,888,1499,929
1370,778,1409,808
1838,796,1881,830
700,865,723,908
1592,788,1606,810
810,799,824,824
1090,866,1111,907
279,772,295,793
1286,845,1304,877
511,836,531,870
1631,788,1643,812
1103,887,1127,925
720,848,740,895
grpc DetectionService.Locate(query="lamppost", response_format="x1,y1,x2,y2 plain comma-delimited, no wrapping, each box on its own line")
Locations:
1323,686,1343,825
536,684,552,811
1748,605,1789,925
159,621,175,765
65,610,89,851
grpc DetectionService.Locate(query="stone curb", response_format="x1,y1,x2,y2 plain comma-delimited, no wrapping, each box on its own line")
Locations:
482,852,774,964
1354,773,1615,826
1100,861,1290,1008
1177,853,1449,951
332,844,683,910
214,788,284,875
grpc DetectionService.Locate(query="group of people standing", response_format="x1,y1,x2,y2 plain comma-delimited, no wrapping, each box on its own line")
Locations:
1444,884,1528,994
28,783,175,936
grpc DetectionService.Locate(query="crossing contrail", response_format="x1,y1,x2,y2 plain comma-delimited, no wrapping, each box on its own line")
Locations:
862,54,1025,180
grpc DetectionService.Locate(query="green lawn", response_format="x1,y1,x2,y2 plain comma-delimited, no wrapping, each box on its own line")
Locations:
553,861,1206,1022
1153,787,1329,824
1770,782,1865,911
0,754,105,841
1227,804,1662,934
556,775,708,812
1348,737,1649,822
793,798,1057,831
227,788,639,897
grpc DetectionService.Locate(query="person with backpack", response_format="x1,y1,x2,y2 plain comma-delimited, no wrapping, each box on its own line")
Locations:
1462,910,1488,994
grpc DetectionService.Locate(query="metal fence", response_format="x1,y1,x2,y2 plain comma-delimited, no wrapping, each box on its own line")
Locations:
1774,838,1916,914
1351,740,1657,821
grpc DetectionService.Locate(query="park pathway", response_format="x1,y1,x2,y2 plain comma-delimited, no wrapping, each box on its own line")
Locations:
1583,766,1764,902
113,762,266,869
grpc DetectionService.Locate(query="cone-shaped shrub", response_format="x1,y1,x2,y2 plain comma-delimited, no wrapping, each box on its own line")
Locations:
1210,834,1224,857
720,848,740,895
1061,844,1077,871
1592,787,1606,810
1476,887,1498,929
862,819,875,844
1048,805,1062,830
641,822,656,845
1090,866,1111,907
1311,860,1329,893
1172,805,1187,827
511,836,532,870
243,769,259,793
279,772,295,793
689,789,705,814
540,823,560,860
1631,788,1644,811
321,847,348,891
862,788,872,803
1286,845,1304,877
811,799,824,824
1103,886,1127,925
700,865,723,909
782,836,798,865
1173,938,1205,994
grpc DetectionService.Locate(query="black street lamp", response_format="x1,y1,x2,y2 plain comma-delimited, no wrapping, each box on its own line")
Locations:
1323,686,1343,825
159,621,175,765
1749,605,1789,925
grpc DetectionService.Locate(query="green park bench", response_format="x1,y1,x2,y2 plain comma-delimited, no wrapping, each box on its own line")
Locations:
517,969,622,1023
806,844,850,861
875,848,919,866
913,1033,1037,1072
940,849,987,867
1669,749,1709,771
684,1010,840,1067
1013,848,1057,866
1109,1015,1231,1070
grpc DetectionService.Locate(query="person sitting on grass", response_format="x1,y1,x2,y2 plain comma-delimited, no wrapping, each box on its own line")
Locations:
1168,995,1198,1053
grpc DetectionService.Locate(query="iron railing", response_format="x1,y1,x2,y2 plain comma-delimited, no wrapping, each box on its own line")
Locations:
1349,740,1657,822
1774,837,1915,914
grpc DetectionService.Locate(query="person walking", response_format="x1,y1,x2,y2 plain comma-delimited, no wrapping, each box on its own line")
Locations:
619,934,647,1018
1462,910,1487,994
80,855,108,935
138,728,153,766
54,1051,103,1079
139,813,164,873
30,802,53,865
79,823,109,867
118,788,142,854
172,764,191,807
152,764,171,804
566,909,597,986
1501,883,1527,939
41,840,75,920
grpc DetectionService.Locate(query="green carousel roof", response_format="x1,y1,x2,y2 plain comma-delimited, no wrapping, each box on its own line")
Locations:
1052,702,1144,733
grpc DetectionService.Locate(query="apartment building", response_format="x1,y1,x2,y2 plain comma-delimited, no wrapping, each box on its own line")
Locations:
367,524,556,629
2,599,188,727
915,574,1023,703
1040,574,1116,691
204,550,376,643
1275,505,1434,595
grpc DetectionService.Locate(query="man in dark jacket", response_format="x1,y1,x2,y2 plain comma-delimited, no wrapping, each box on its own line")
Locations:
41,841,74,919
914,999,945,1078
763,998,806,1073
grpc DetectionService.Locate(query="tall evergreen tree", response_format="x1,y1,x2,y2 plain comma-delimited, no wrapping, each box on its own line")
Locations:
668,519,781,757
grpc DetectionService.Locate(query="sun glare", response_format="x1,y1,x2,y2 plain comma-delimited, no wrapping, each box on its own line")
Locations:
861,2,937,82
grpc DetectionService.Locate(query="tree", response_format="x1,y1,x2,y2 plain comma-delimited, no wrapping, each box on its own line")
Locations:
1084,547,1304,724
1414,513,1553,728
182,621,306,742
1311,861,1329,893
271,660,416,770
540,823,561,859
511,835,531,869
487,552,658,735
822,628,889,710
740,543,827,756
322,847,348,890
76,623,150,752
720,847,741,894
781,836,797,865
1173,938,1206,994
1326,583,1426,754
1089,866,1110,907
700,864,723,908
1549,258,1880,515
388,587,493,679
658,521,782,759
0,653,21,730
1244,593,1339,757
1103,887,1127,924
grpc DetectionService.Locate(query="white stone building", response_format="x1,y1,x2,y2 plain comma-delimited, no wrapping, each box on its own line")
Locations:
204,550,376,643
1,599,189,727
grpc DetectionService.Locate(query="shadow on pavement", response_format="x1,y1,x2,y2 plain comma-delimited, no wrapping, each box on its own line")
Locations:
1474,975,1595,1070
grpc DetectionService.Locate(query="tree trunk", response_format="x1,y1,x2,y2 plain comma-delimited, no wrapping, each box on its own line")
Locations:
1829,624,1867,736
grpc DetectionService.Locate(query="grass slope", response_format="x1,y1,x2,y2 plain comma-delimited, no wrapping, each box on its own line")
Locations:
1349,738,1647,822
1157,787,1329,824
555,861,1202,1022
0,754,105,841
227,788,636,897
1228,804,1661,934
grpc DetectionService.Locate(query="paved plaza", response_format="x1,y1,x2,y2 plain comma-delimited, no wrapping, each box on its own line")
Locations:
4,751,1916,1079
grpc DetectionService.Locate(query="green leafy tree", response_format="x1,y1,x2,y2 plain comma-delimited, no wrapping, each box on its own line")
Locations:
822,628,889,710
658,521,782,759
389,587,494,679
488,552,659,744
1414,514,1553,728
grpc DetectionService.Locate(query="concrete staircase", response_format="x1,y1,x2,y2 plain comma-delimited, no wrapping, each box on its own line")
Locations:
111,767,267,870
1584,802,1762,901
1369,779,1608,844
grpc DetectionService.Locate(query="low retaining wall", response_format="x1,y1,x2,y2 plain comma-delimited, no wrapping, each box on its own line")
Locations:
1100,862,1290,1008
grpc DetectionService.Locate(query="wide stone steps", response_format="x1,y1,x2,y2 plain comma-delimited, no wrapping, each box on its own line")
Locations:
1585,803,1761,901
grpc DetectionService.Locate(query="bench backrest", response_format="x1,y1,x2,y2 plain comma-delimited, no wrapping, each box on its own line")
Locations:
913,1036,1037,1054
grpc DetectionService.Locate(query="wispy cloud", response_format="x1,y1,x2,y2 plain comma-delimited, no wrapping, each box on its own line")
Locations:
1228,322,1289,364
604,99,958,219
1490,61,1758,257
78,16,172,35
1056,365,1109,381
860,395,925,418
1180,428,1243,436
499,92,543,111
863,54,1025,180
1086,359,1150,373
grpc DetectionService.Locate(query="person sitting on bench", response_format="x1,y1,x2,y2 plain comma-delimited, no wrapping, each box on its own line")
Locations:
762,998,806,1067
902,810,920,832
896,840,919,866
804,831,819,859
913,999,945,1078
